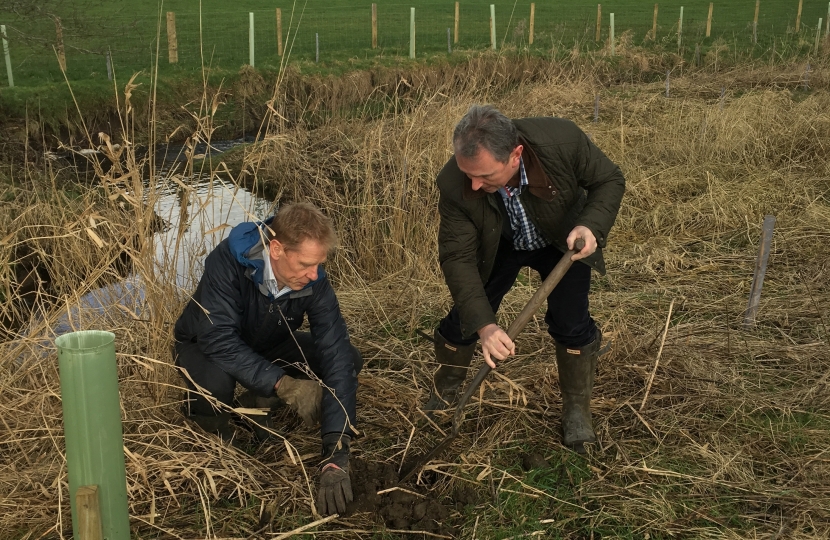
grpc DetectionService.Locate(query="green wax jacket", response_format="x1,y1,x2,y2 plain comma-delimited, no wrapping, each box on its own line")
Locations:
436,116,626,338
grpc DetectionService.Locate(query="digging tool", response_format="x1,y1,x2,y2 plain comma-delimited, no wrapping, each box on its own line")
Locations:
399,239,586,483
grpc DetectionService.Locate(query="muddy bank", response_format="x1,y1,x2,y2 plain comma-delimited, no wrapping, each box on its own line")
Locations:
1,51,689,157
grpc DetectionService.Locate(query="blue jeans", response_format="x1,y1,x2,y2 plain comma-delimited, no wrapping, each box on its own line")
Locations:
439,239,597,348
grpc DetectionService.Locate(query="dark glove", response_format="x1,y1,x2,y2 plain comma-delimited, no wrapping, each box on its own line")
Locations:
316,433,353,516
275,375,322,426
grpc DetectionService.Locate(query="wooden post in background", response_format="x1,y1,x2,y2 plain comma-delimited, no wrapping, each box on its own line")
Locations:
166,12,178,64
743,215,776,329
706,3,713,37
105,49,112,80
55,17,66,72
276,8,283,56
796,0,803,33
826,2,830,36
454,2,459,43
1,25,12,88
754,0,760,43
76,485,103,540
596,4,602,42
678,6,684,50
652,4,659,40
529,3,535,45
371,4,378,49
816,18,823,53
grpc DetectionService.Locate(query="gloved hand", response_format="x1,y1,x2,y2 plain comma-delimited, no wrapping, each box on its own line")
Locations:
316,433,353,516
275,376,322,426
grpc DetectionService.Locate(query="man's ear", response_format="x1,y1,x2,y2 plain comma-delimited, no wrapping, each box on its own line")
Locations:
510,144,524,166
269,239,283,260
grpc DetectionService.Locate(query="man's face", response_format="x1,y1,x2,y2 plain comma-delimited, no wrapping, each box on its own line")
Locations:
455,144,523,193
269,238,328,290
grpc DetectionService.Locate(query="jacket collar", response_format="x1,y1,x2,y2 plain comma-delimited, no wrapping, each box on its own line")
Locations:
461,136,555,202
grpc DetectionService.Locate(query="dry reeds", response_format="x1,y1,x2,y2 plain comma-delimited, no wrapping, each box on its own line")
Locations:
1,54,829,538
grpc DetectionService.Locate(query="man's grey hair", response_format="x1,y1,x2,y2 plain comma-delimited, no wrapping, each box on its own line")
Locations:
452,104,519,163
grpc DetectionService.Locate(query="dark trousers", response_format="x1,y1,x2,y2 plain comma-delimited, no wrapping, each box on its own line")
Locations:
174,332,363,417
439,240,597,349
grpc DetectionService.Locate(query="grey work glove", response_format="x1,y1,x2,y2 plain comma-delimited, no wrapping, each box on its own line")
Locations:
275,376,322,426
316,433,353,516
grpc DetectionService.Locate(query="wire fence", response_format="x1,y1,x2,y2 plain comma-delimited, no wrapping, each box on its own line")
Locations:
2,1,829,87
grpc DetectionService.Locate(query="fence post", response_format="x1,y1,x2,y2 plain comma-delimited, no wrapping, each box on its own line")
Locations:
410,7,415,59
55,17,66,72
796,0,803,33
753,0,759,44
1,25,12,88
372,4,378,49
529,3,535,45
490,4,496,50
610,12,615,55
447,27,452,52
166,12,178,64
816,19,823,53
678,6,684,50
454,2,459,43
826,2,830,36
249,12,255,66
652,4,659,40
276,8,283,56
706,3,713,38
596,4,602,42
315,33,319,63
106,49,112,80
743,215,776,330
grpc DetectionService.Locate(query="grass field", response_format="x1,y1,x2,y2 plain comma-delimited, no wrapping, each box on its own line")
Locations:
1,0,829,86
1,51,829,538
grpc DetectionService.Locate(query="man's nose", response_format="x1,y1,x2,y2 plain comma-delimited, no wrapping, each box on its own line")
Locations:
307,266,319,281
470,177,484,190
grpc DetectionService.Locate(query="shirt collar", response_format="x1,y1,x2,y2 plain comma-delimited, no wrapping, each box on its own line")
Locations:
262,251,292,299
499,157,527,197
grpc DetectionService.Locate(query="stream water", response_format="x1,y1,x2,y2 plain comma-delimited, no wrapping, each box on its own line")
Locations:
48,141,272,338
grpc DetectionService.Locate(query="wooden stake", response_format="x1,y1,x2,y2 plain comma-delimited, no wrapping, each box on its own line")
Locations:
77,485,103,540
652,4,659,40
529,3,535,45
706,3,713,37
447,27,452,53
276,8,283,56
596,4,602,42
105,49,112,80
678,6,684,50
796,0,803,33
743,215,776,330
0,25,11,88
166,12,178,64
371,4,378,49
640,299,675,411
454,1,459,44
55,17,66,72
315,32,319,63
816,19,823,53
754,0,760,43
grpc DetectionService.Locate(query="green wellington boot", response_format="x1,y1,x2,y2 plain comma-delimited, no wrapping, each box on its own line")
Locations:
423,329,477,417
555,330,602,453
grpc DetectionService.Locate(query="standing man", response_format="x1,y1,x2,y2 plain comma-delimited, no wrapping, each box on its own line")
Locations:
173,202,358,516
424,105,625,453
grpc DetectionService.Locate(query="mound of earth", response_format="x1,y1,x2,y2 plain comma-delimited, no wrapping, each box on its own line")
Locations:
346,457,461,536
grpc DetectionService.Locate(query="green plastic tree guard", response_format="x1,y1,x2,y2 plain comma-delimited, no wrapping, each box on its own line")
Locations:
56,330,130,540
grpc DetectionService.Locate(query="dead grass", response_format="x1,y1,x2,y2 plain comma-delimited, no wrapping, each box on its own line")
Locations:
1,53,829,539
